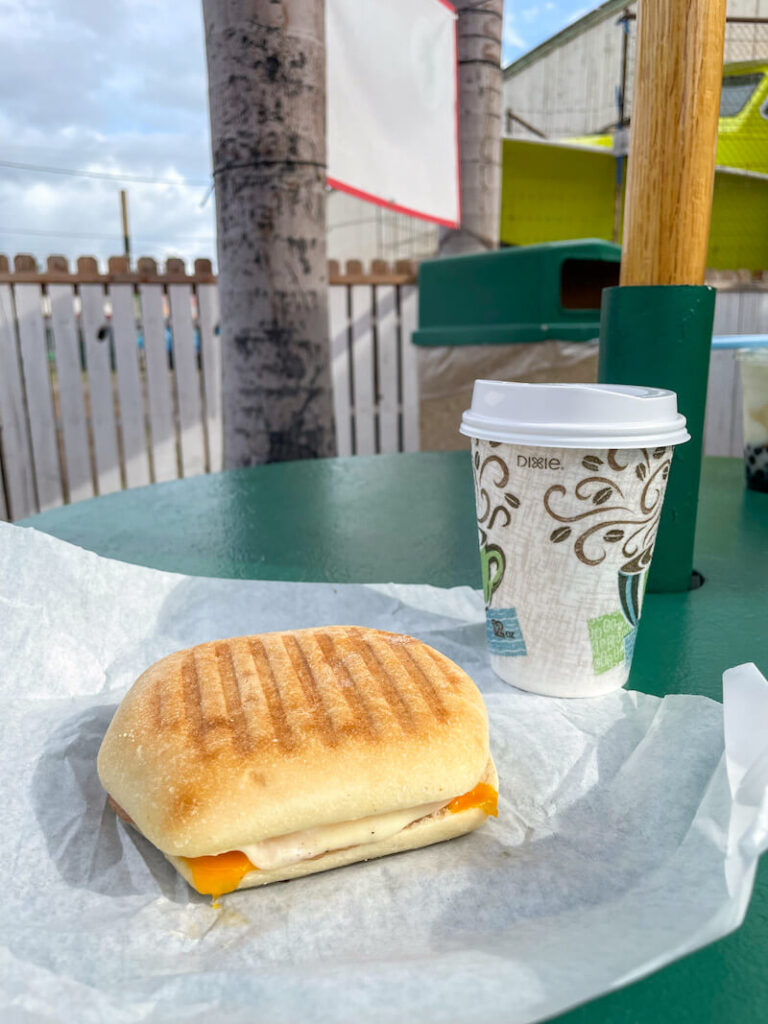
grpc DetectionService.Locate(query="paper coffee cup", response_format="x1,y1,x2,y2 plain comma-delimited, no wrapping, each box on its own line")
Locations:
736,349,768,493
461,382,690,697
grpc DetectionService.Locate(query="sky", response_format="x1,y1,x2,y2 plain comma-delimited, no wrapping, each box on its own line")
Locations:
502,1,593,64
0,0,595,270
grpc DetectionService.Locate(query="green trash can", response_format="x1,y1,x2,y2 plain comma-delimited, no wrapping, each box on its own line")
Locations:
411,240,621,451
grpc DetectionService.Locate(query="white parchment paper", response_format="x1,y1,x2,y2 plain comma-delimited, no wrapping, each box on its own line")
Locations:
1,521,767,1024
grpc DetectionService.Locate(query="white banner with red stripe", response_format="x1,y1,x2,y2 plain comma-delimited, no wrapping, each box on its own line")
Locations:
326,0,460,227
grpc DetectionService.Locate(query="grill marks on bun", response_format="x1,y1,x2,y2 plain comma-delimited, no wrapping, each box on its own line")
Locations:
156,629,458,757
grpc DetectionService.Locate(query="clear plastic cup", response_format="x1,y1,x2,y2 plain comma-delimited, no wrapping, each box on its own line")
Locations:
736,349,768,493
461,382,690,697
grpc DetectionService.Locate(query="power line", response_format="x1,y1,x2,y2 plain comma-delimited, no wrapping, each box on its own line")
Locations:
0,159,210,188
0,226,215,242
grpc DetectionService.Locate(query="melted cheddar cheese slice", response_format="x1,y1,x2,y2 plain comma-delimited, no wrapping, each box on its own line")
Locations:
182,782,498,897
185,850,255,898
448,782,498,817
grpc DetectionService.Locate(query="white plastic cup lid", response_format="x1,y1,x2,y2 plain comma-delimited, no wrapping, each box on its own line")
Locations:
460,381,690,448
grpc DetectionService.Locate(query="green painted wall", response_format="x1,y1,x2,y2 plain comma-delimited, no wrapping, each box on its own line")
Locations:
500,138,768,271
500,140,617,247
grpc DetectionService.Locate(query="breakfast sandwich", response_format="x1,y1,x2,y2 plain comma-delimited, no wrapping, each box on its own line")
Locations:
97,626,498,898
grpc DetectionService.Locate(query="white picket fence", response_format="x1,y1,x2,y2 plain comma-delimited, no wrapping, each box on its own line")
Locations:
0,255,420,521
0,254,765,522
328,259,420,457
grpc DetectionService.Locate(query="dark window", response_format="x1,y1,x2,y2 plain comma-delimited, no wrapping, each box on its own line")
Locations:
720,74,763,117
560,259,620,311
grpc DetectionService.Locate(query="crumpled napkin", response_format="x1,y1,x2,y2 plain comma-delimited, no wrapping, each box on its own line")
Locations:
0,522,766,1024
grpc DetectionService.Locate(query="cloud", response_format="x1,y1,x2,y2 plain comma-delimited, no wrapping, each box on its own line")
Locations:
566,6,590,25
503,9,527,52
1,0,601,265
0,0,214,269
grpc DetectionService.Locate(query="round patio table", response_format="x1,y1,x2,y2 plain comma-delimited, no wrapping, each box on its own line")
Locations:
21,452,768,1024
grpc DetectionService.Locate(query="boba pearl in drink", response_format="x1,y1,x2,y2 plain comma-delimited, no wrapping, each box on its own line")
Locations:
461,382,690,697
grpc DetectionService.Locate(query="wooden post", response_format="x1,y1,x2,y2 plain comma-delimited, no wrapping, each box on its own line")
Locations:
119,190,131,262
439,0,504,255
202,0,336,466
600,0,727,593
620,0,727,285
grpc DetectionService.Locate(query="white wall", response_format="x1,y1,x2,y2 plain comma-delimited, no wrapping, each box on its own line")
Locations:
503,6,635,139
327,190,438,265
504,0,768,141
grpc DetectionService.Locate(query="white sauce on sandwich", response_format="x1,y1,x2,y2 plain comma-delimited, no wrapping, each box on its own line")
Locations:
237,800,449,871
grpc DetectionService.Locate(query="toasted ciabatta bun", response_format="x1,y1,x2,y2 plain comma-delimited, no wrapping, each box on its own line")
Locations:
168,759,498,891
97,627,496,882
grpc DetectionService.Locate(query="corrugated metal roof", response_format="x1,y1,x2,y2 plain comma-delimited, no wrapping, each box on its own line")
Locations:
503,0,633,78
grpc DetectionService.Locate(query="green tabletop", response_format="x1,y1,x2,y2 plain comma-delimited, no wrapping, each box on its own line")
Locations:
21,453,768,1023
